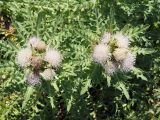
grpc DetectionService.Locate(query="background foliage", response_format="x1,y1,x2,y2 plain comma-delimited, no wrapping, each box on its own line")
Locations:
0,0,160,119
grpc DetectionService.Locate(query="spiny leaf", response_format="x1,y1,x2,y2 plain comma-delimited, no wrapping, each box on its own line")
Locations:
67,95,73,112
107,75,111,87
119,82,130,100
80,79,91,95
36,10,53,35
51,81,59,92
22,86,34,109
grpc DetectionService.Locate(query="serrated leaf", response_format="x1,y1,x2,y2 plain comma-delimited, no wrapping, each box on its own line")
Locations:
132,67,148,81
67,96,73,112
22,86,34,109
51,82,59,92
119,82,130,100
137,74,148,81
80,79,91,95
107,75,111,87
36,10,53,31
49,96,55,109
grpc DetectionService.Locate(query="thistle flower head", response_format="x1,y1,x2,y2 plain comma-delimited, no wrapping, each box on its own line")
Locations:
36,41,46,50
113,48,128,61
114,32,129,48
40,69,56,80
28,36,40,47
26,72,41,86
28,36,46,50
44,48,62,68
122,52,136,72
93,31,135,75
104,61,117,75
17,48,32,67
101,32,111,44
92,44,110,64
31,56,42,69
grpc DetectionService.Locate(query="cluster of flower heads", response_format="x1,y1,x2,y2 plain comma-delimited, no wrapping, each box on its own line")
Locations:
17,36,62,85
93,32,136,75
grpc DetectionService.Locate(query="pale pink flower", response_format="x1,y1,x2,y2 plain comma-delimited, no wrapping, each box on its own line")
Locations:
104,61,117,75
44,48,62,68
93,44,110,64
30,56,42,69
114,32,129,48
101,32,111,44
26,72,41,85
122,52,136,72
40,69,56,80
113,48,128,61
28,36,46,50
17,48,32,67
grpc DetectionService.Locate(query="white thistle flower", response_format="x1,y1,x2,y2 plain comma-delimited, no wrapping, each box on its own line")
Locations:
36,41,46,50
101,32,111,44
114,32,129,48
104,61,117,75
92,44,110,64
40,69,56,80
44,48,62,68
17,48,32,67
122,52,136,72
28,36,40,47
28,36,46,50
26,72,40,85
113,48,128,61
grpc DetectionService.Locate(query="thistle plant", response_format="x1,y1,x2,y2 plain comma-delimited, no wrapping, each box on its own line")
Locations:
93,32,136,75
16,36,62,85
1,0,159,119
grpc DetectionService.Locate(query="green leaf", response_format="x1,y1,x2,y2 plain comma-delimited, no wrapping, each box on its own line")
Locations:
0,115,5,120
67,96,73,112
156,107,160,114
80,79,91,95
36,10,53,31
22,86,34,109
107,75,111,87
131,47,156,55
132,67,148,81
51,82,59,92
119,82,130,100
49,96,55,109
137,74,148,81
